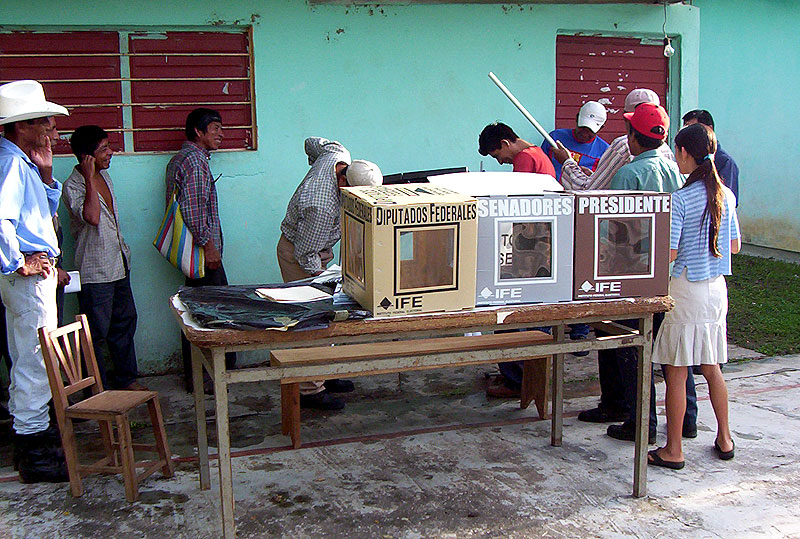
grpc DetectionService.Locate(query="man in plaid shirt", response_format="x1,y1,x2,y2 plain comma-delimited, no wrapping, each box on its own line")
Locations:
278,138,382,409
165,108,235,393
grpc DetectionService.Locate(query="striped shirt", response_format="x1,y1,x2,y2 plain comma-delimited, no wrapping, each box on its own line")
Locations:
280,138,351,274
165,141,223,253
561,134,675,191
670,181,740,281
63,167,131,284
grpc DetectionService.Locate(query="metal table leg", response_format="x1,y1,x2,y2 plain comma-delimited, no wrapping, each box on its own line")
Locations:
633,314,653,497
212,348,235,538
551,324,566,447
191,343,210,490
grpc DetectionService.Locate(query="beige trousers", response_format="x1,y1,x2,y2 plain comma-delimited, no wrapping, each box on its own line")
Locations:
275,234,328,395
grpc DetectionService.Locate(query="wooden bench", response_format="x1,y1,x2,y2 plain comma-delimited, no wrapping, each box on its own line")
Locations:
270,330,553,448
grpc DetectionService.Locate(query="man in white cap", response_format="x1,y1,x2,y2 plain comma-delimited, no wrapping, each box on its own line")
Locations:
277,137,382,410
552,88,674,191
541,100,610,182
0,80,69,483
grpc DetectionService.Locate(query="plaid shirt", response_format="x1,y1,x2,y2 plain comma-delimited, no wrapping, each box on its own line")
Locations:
63,167,131,284
561,134,675,191
165,141,223,254
280,138,351,274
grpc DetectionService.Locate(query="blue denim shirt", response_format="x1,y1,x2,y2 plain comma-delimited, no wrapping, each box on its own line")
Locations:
0,137,61,274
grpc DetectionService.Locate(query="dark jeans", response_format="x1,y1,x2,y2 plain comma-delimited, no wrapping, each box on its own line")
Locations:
569,323,590,339
78,274,138,390
598,314,698,433
497,326,553,389
182,264,237,385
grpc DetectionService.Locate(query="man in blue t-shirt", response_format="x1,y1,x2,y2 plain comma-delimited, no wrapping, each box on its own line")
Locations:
541,101,610,182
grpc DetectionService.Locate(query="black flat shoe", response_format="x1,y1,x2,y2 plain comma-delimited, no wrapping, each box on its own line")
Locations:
607,422,656,445
714,439,735,460
647,448,685,470
324,379,355,393
300,390,345,410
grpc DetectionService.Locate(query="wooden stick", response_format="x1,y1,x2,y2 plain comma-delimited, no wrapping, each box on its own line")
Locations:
488,71,557,148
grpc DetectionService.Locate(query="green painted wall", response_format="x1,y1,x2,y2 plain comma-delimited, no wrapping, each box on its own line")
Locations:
2,1,699,373
694,0,800,252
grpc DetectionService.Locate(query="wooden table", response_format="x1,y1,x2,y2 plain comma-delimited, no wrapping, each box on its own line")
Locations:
171,295,672,538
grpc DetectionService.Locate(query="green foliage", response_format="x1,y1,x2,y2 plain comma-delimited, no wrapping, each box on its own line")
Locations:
727,255,800,356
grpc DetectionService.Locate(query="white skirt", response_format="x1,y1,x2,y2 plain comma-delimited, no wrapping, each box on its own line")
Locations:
652,270,729,367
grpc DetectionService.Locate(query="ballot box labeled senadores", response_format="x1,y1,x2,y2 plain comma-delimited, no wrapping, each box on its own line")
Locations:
475,192,575,305
426,171,572,305
341,185,478,317
572,190,672,300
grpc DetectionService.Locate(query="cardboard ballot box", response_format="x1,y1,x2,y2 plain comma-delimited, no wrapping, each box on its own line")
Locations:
427,172,573,306
572,190,672,300
341,184,478,317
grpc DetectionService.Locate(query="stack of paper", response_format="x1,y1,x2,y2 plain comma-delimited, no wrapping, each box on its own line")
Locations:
255,286,332,303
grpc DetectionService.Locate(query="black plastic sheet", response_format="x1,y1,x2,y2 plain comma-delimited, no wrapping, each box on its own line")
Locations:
177,277,370,331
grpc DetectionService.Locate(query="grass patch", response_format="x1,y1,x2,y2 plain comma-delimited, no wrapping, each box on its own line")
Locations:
727,254,800,356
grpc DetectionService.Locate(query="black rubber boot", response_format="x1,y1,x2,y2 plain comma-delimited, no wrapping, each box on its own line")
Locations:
15,428,69,484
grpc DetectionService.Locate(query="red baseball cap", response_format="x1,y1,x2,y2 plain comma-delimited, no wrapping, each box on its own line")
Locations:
623,103,669,141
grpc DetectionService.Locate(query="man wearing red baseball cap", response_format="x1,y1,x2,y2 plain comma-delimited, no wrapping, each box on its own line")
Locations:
601,101,685,445
609,103,683,192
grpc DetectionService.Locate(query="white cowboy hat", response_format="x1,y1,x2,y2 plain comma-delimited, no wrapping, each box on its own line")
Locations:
0,80,68,125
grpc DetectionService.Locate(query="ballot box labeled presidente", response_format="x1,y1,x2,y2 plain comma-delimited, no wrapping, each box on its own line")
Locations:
341,185,478,316
572,190,672,300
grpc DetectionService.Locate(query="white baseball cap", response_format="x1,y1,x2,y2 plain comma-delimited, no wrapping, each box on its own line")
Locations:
346,160,383,187
624,88,660,113
577,101,607,133
0,80,68,125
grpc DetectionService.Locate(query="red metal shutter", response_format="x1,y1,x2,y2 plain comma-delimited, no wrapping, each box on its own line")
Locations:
128,31,253,152
0,31,123,155
556,35,668,144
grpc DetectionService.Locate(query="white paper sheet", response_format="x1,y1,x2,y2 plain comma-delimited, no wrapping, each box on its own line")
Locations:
255,285,332,303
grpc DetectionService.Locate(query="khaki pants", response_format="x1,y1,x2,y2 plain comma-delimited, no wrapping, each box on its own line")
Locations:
275,234,329,395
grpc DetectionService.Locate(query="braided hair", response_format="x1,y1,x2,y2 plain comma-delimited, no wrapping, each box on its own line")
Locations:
674,123,725,258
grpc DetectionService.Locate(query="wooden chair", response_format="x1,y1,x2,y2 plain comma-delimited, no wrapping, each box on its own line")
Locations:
38,314,174,502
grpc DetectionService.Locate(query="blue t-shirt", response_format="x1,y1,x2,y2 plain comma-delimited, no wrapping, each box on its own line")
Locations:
670,181,740,281
541,128,610,182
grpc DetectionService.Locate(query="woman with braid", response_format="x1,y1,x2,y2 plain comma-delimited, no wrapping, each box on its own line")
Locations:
647,123,740,470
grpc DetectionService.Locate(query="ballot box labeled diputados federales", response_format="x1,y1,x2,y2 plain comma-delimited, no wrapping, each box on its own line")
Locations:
341,185,478,317
572,190,672,300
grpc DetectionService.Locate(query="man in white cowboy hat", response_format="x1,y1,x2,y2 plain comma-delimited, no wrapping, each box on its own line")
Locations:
277,137,382,410
0,79,70,483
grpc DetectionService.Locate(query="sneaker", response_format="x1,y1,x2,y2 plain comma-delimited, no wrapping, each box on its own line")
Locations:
577,406,628,423
299,390,345,410
323,379,355,393
606,422,656,445
682,424,698,439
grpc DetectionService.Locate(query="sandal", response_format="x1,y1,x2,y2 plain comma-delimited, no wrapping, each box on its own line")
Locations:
714,440,735,460
648,448,685,470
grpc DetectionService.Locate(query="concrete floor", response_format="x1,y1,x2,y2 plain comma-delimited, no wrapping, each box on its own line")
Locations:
1,345,799,539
